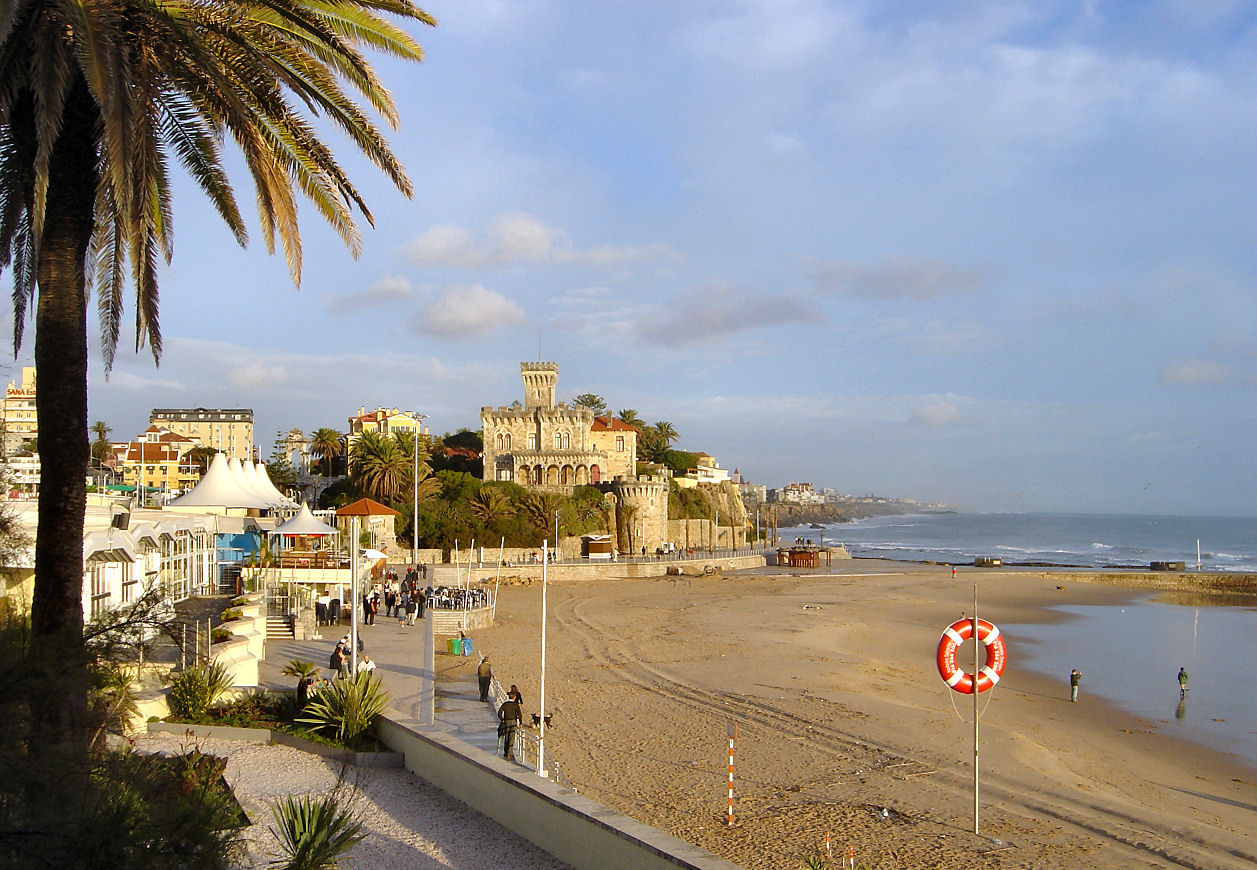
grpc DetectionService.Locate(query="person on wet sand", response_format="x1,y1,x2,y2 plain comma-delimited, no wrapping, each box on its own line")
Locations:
1178,667,1189,697
1069,668,1082,702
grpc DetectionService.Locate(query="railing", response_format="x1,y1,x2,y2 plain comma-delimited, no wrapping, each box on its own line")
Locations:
487,677,573,789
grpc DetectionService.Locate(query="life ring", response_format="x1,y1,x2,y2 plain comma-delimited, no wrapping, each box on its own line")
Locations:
936,618,1007,694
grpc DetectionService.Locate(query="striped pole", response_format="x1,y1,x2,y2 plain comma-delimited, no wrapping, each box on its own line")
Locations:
726,723,736,826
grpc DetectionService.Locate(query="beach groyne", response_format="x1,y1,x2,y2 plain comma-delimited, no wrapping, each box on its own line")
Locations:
1036,569,1257,597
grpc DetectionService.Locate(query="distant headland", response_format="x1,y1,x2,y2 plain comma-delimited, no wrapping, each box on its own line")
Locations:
767,497,951,527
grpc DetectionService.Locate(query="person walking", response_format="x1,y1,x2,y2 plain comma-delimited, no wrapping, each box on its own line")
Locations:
1178,667,1189,697
416,587,427,619
405,593,418,626
477,656,493,702
1069,668,1082,702
498,692,522,760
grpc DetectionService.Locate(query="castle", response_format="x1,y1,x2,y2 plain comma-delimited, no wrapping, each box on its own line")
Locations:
480,361,747,554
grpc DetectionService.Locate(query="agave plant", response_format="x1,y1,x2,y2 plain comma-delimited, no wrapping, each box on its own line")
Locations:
269,792,364,870
167,659,235,720
296,672,389,743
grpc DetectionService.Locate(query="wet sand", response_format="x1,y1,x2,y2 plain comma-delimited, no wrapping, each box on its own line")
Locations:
455,560,1257,869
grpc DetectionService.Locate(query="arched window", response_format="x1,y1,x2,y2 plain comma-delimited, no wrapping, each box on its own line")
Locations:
504,433,511,451
591,465,600,483
562,432,571,449
554,432,562,450
528,433,537,450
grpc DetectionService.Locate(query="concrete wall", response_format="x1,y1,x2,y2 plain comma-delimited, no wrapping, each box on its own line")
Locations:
375,717,740,870
448,553,766,586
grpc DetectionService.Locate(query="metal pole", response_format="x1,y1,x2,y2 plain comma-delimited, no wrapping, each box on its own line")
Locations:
972,572,979,835
412,437,418,568
539,539,548,777
350,515,359,675
492,537,504,621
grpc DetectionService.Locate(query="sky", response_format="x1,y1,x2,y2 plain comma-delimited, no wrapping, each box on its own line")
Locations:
8,1,1257,516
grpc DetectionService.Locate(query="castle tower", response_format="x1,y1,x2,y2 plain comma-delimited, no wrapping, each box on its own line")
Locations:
613,478,668,554
521,361,558,410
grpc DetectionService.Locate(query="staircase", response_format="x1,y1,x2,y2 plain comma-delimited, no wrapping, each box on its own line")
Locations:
266,614,295,639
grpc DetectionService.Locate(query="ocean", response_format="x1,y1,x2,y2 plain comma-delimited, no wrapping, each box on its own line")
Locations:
795,511,1257,572
780,512,1257,767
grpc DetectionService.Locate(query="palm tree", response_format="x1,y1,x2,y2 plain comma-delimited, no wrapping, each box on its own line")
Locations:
520,491,564,536
89,421,112,463
0,0,434,764
573,393,607,415
184,445,219,475
653,421,679,447
470,487,512,525
310,428,345,477
350,432,410,503
616,409,644,431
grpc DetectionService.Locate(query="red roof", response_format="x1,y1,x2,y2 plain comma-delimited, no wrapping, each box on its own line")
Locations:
336,498,400,517
592,415,637,432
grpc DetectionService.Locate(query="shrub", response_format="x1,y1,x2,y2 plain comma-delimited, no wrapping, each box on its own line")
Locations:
229,596,250,607
168,660,235,720
211,628,235,644
270,792,365,870
219,607,243,622
296,672,389,744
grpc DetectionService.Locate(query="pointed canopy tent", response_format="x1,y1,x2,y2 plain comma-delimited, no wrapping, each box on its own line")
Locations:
168,453,271,508
253,461,295,507
269,503,338,537
334,498,400,518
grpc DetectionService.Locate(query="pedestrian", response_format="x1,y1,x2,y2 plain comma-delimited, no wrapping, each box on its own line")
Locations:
362,592,373,625
357,654,376,676
509,683,524,710
398,591,409,625
385,587,397,619
477,656,493,702
498,692,522,760
416,587,426,619
1178,667,1189,697
1069,668,1082,702
332,641,349,679
405,593,418,625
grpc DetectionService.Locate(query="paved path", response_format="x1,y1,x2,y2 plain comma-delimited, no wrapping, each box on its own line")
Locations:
259,609,504,760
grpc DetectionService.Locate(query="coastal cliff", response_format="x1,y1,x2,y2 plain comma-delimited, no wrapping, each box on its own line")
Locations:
763,499,945,527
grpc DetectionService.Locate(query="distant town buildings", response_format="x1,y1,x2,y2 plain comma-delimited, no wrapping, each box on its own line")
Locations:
111,426,202,503
150,407,254,460
1,367,37,457
674,452,730,488
346,407,428,453
771,482,826,506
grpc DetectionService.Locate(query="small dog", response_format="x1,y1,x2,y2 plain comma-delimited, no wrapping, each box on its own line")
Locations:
530,712,554,728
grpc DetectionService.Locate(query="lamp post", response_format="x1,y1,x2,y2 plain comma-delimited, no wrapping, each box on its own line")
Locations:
406,411,429,570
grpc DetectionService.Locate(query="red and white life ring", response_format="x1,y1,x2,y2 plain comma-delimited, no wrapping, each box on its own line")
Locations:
936,618,1007,694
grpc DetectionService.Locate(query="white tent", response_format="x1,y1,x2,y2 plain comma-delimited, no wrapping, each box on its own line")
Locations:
268,503,338,537
252,461,296,507
168,453,271,508
228,458,271,505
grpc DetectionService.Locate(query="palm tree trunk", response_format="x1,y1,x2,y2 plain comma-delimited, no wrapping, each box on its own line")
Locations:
29,76,98,771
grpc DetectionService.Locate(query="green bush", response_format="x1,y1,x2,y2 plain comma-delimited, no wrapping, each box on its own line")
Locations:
211,628,235,644
168,660,235,720
219,607,243,622
270,792,364,870
229,595,250,607
296,672,389,745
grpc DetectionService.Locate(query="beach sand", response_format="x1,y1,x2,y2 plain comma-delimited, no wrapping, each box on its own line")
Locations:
451,560,1257,869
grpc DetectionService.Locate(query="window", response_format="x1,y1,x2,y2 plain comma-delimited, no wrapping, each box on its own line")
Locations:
616,436,624,452
527,433,537,450
504,433,511,450
497,468,513,481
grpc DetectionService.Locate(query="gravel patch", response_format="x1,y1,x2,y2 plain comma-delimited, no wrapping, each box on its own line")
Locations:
134,732,571,869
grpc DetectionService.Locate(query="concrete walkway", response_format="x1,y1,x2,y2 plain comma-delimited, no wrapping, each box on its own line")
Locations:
258,608,504,760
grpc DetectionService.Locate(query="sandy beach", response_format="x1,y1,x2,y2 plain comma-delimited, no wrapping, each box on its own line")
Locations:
451,560,1257,869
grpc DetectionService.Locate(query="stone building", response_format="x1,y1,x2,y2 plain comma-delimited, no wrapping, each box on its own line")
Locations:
2,367,37,457
481,362,636,487
150,408,254,460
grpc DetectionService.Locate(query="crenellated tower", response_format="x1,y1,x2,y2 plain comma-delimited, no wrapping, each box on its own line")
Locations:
521,361,558,410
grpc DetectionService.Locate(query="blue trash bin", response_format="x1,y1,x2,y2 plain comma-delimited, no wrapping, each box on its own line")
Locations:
462,637,473,656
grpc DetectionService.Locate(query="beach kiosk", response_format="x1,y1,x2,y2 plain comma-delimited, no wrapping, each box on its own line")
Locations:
581,533,614,560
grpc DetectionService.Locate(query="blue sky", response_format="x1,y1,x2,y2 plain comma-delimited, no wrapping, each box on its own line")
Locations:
12,1,1257,515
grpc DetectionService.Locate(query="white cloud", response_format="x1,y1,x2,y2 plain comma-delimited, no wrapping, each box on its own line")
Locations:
227,361,289,391
400,213,679,270
910,397,961,427
1159,359,1231,387
323,275,413,314
637,281,816,346
409,285,525,338
806,256,983,300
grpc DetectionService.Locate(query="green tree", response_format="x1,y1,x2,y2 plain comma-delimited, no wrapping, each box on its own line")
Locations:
653,421,679,446
0,0,433,787
572,393,607,415
350,432,410,503
470,487,512,525
185,445,220,476
309,427,345,477
89,420,112,464
267,430,298,490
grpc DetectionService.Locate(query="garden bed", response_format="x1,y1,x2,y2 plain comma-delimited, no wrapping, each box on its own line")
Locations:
148,721,404,768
